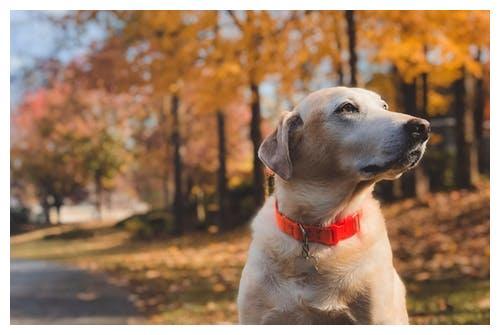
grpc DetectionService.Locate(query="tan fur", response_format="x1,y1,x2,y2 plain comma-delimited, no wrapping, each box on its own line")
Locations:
238,87,429,324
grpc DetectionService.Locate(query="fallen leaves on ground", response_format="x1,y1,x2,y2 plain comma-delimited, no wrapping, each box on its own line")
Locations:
11,184,489,324
385,183,490,281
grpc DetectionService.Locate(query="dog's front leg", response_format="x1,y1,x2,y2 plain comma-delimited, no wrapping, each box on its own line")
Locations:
370,268,409,324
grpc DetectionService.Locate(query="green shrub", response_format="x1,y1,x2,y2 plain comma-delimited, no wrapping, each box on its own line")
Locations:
116,209,173,240
43,229,94,240
10,206,30,235
227,183,257,226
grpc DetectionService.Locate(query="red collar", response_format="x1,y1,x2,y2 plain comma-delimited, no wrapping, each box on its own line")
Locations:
275,201,361,246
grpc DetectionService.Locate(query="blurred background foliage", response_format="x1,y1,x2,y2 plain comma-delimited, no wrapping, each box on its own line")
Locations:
10,10,489,324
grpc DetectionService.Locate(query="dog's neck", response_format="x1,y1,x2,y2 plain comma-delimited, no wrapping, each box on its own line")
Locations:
274,177,374,227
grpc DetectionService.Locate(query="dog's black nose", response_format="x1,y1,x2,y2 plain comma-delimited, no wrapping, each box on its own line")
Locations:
404,118,430,142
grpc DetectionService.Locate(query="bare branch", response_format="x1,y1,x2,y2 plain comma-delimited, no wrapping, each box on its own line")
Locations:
272,11,300,37
226,10,244,32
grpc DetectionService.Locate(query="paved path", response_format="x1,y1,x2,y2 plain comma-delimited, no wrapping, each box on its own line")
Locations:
11,259,142,324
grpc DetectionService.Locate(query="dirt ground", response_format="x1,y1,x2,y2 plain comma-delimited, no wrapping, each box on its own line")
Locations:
11,184,490,324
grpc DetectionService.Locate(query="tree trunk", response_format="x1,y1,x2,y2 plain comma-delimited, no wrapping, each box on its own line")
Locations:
413,165,429,201
41,196,51,225
345,10,358,86
335,59,344,86
54,196,63,225
161,173,169,209
55,205,62,225
375,180,403,202
333,19,345,86
250,82,265,207
453,68,479,189
473,49,487,174
392,178,404,199
171,94,184,235
95,175,103,222
216,109,228,230
160,96,170,208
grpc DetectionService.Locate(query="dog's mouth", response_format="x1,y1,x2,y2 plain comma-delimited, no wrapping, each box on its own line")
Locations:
360,148,424,176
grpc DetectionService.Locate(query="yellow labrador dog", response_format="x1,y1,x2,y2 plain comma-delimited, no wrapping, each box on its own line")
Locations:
237,87,430,324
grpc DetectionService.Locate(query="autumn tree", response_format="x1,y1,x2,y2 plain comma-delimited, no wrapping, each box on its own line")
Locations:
114,11,212,234
185,11,246,229
13,10,490,233
11,85,89,224
226,10,300,206
128,97,172,208
362,10,489,193
444,11,489,187
79,95,129,220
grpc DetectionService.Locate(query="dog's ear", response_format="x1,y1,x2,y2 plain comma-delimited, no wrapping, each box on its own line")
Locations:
258,111,303,181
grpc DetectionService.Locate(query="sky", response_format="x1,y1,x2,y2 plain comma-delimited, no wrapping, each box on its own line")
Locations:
10,11,106,108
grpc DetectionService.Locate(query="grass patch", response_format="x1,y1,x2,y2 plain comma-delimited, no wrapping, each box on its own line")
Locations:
407,278,489,324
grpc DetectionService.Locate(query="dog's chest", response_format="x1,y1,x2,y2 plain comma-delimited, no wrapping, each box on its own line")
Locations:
272,254,370,311
264,256,372,324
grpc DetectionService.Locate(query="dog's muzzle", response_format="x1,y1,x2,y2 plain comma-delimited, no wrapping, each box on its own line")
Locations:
360,118,430,176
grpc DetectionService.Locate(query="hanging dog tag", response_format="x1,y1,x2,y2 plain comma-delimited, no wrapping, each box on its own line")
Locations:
298,223,321,273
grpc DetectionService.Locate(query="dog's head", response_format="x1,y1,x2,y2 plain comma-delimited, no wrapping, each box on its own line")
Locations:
258,87,430,183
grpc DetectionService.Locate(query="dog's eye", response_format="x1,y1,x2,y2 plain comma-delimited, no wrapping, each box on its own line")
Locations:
383,103,389,110
336,102,358,114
